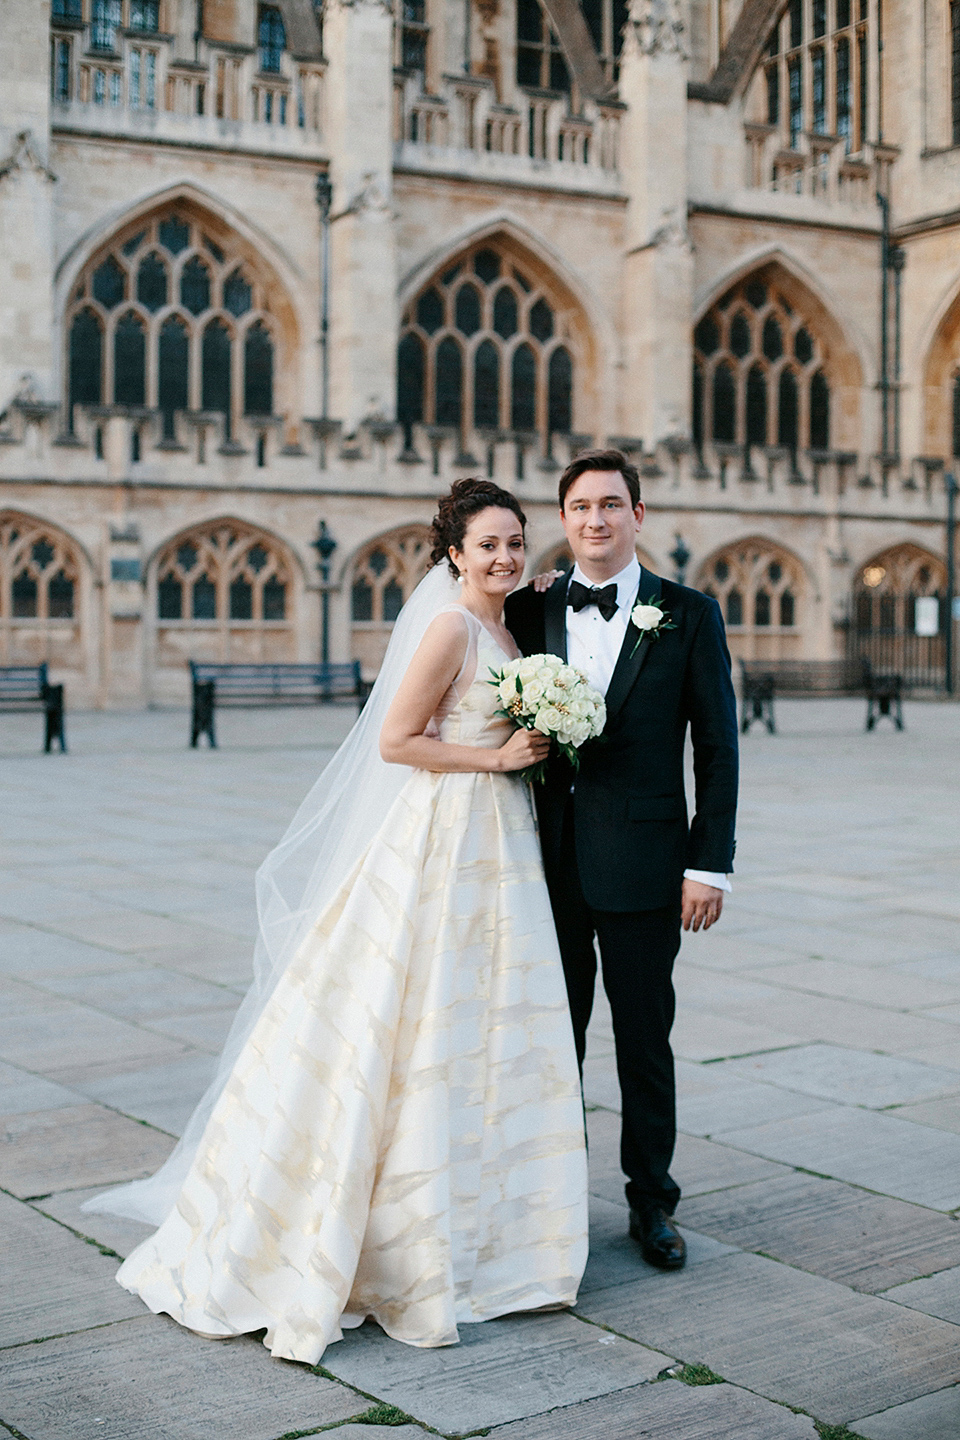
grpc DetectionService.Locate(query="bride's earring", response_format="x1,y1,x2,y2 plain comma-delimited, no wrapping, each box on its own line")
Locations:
457,571,465,584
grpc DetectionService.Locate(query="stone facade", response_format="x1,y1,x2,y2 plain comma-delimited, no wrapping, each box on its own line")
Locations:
0,0,956,706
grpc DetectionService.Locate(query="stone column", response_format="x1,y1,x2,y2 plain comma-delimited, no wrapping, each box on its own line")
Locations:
0,0,55,411
618,0,694,446
323,0,397,433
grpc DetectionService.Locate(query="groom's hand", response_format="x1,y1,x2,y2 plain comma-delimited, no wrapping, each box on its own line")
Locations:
681,879,724,933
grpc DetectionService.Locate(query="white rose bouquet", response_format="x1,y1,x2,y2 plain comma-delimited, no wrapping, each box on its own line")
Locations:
489,653,606,784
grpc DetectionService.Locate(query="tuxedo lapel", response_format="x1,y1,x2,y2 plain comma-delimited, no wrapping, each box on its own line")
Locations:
603,568,663,720
543,572,569,661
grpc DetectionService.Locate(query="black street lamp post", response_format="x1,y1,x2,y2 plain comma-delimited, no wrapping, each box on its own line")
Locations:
313,520,337,667
669,533,691,587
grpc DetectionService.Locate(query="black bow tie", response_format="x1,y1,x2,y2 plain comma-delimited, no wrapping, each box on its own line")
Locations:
568,579,619,621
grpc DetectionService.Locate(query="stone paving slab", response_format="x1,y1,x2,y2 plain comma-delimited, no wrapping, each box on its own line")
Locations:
585,1109,790,1207
749,957,960,1008
486,1380,818,1439
0,1315,363,1440
0,1190,143,1346
31,966,238,1021
322,1312,673,1434
575,1249,960,1424
69,1052,217,1136
722,1043,960,1108
879,1266,960,1324
0,996,187,1078
0,1060,86,1117
718,1106,960,1210
851,1383,960,1440
0,1103,175,1198
678,1173,960,1292
668,1008,802,1062
0,928,136,979
30,1186,156,1262
328,1428,428,1439
579,1194,735,1295
889,1094,960,1134
676,1072,836,1138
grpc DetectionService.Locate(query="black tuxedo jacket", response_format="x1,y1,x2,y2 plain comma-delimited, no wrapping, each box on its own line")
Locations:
505,568,739,912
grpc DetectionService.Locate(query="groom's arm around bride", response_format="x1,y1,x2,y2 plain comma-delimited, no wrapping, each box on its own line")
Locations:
504,448,738,1272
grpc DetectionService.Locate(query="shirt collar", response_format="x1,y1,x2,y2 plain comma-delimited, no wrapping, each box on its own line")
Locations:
570,556,641,611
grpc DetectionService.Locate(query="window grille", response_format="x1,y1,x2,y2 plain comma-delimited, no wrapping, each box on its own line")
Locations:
65,210,276,443
397,242,577,453
0,513,80,631
398,0,429,73
52,38,71,101
350,529,433,627
259,6,286,73
52,0,83,17
155,523,291,626
130,1,159,30
516,0,570,92
698,542,803,635
693,274,830,456
91,0,122,52
579,0,628,86
762,0,869,155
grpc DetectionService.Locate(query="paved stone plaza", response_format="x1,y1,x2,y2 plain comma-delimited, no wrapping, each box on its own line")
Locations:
1,698,959,1440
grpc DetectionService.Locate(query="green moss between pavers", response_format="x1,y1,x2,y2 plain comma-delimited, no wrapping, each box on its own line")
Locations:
814,1423,866,1440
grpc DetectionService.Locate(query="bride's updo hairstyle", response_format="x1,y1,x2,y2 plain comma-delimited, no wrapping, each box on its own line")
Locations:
430,479,527,578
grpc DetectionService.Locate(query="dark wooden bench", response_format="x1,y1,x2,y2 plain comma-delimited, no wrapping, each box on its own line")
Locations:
739,659,903,734
0,664,66,752
189,661,371,747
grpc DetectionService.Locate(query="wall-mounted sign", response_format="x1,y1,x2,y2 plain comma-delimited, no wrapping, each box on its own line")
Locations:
914,595,940,637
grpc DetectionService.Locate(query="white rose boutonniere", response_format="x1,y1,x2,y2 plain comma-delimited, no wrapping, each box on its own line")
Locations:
629,596,676,656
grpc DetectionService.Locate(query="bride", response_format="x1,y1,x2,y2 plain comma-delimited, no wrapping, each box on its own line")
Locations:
86,478,588,1366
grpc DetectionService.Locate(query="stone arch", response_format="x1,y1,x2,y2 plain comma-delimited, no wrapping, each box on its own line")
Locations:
693,250,869,446
147,517,300,696
56,184,303,435
348,525,433,676
397,228,597,457
695,535,811,661
0,509,88,670
920,277,960,456
851,542,948,686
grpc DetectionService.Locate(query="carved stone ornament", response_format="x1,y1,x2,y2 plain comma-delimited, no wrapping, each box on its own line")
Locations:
348,174,392,218
628,0,688,59
0,131,56,186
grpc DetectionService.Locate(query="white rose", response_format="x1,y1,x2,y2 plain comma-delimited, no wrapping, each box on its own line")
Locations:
534,705,564,735
545,684,567,703
498,676,519,705
517,659,539,683
524,680,545,704
632,603,664,632
557,665,579,687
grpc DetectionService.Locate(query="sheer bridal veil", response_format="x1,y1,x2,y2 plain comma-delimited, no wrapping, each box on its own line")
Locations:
85,562,461,1226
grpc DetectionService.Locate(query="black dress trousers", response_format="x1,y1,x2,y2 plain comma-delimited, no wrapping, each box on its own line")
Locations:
545,795,682,1215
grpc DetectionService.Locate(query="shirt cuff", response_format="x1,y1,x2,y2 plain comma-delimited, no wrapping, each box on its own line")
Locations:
683,869,732,893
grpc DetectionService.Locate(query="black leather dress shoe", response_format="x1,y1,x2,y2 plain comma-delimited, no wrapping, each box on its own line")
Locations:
629,1206,687,1270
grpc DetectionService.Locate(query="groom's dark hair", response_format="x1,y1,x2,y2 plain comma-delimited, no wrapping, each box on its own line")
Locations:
558,448,641,511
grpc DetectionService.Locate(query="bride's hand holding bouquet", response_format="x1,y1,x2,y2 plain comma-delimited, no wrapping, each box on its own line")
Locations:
490,653,606,784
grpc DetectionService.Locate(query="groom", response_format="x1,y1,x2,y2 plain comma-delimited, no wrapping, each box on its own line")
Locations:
505,449,738,1270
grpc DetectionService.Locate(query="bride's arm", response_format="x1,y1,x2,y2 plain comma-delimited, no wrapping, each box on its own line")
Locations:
379,613,549,774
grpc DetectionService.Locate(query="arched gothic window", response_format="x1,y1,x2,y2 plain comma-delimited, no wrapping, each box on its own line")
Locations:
853,546,946,637
155,522,291,626
757,0,869,154
693,275,831,456
397,242,578,452
516,0,571,91
350,527,433,675
0,512,83,666
258,6,286,73
65,209,278,443
697,540,805,659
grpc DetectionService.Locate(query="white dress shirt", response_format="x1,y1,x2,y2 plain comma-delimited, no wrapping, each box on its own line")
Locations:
565,558,731,894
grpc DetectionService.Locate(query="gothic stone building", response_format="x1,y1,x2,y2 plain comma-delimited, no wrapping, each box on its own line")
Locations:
0,0,957,707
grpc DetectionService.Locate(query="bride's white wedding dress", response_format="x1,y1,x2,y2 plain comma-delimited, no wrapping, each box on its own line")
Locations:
114,609,588,1365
